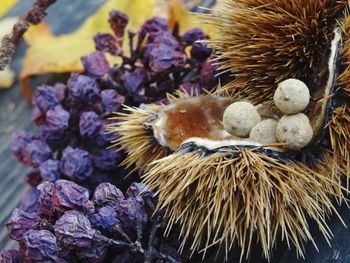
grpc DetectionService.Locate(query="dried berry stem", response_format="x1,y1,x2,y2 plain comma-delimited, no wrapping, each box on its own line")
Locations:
0,0,57,71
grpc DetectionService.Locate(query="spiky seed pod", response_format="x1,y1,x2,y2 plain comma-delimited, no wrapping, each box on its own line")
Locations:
107,104,168,172
338,7,350,96
143,145,344,260
328,105,350,172
207,0,347,104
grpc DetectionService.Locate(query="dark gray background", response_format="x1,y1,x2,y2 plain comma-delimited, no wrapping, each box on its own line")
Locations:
0,1,349,262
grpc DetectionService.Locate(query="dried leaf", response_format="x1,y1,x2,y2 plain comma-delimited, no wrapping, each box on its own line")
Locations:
20,0,213,93
0,0,18,17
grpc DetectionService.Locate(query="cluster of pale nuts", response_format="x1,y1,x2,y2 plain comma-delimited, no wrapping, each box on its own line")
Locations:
223,78,313,150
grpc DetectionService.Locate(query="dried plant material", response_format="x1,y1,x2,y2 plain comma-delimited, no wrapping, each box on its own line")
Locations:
107,104,167,172
328,105,350,172
339,7,350,96
20,0,213,92
143,147,344,260
0,17,18,88
0,0,18,17
207,0,347,104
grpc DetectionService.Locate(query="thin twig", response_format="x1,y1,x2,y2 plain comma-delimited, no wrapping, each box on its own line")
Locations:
0,0,57,71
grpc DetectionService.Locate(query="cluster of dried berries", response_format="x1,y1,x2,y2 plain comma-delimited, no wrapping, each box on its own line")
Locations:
2,180,182,262
1,9,215,263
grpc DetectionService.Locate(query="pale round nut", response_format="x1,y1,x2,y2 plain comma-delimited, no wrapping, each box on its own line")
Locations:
274,78,310,114
223,102,261,137
249,119,278,144
276,113,313,150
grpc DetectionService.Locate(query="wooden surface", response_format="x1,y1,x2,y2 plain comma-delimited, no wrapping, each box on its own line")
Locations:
0,1,350,262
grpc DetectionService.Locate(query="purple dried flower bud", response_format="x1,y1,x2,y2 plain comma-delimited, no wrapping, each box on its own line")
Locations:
68,73,100,104
93,33,118,54
60,147,94,181
92,148,122,170
44,105,70,131
53,83,67,102
121,68,146,95
108,10,128,40
145,33,185,72
190,42,212,62
200,61,217,89
126,182,150,198
37,181,55,216
25,170,42,187
22,139,52,168
183,28,205,45
52,180,94,213
39,159,60,182
32,105,45,125
77,240,108,263
81,51,110,77
89,206,118,231
119,197,148,228
79,111,102,137
32,85,59,112
96,120,120,146
92,183,124,208
23,230,58,262
11,130,35,162
101,89,125,112
0,250,21,263
6,208,41,241
39,127,67,151
20,188,41,213
54,211,96,248
141,17,168,35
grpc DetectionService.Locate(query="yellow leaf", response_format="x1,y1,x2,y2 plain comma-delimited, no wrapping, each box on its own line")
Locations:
0,0,18,17
20,0,213,94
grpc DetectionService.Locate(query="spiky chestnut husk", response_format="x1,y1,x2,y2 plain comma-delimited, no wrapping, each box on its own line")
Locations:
206,0,347,104
143,143,345,260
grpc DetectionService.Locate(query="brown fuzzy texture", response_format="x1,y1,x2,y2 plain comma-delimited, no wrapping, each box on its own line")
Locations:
143,149,345,260
328,105,350,173
207,0,347,104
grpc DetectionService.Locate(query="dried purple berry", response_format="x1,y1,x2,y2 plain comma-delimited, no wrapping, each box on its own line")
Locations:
68,73,100,104
43,105,70,131
141,17,169,35
11,130,35,162
0,250,21,263
60,147,93,181
118,197,148,228
108,10,128,40
51,179,94,213
200,61,216,89
22,139,52,168
92,148,122,170
94,32,118,54
23,230,58,262
79,111,102,137
96,120,120,146
54,211,96,248
190,42,212,62
101,89,125,112
19,188,41,213
126,182,149,198
81,51,110,77
37,181,55,216
121,68,147,96
39,159,60,182
89,206,118,231
53,83,67,102
77,240,108,263
6,209,41,241
32,85,59,112
183,28,205,45
25,170,42,187
92,183,124,208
